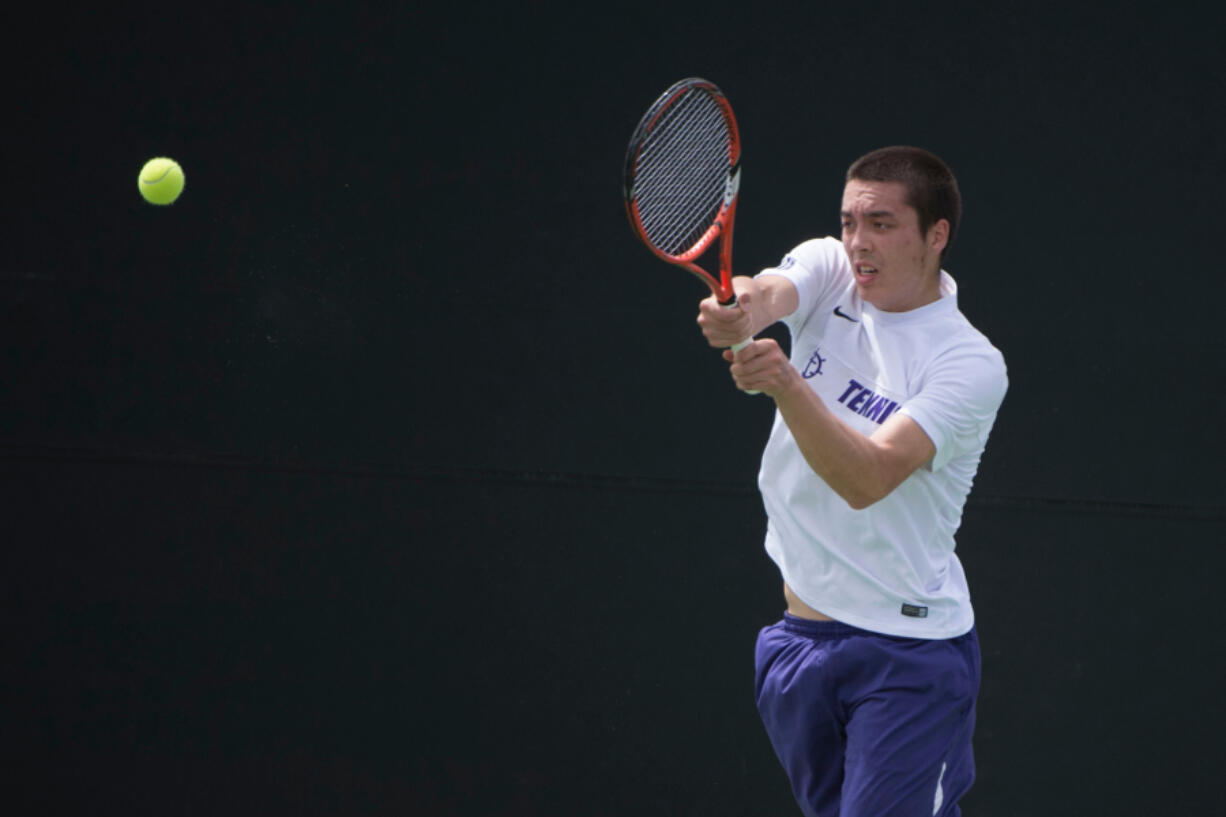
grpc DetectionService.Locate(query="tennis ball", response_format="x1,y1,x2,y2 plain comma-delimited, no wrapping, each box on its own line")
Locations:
138,157,185,205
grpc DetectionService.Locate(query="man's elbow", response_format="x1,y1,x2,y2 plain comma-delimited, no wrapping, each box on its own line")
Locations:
841,486,886,511
838,471,903,510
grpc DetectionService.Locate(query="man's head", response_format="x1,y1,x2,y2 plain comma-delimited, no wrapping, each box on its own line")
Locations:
846,146,961,262
840,147,961,312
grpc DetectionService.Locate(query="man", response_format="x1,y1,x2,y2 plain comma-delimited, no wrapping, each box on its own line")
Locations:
697,146,1007,816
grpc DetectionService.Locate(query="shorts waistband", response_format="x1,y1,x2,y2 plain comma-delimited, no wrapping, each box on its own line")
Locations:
780,613,874,639
779,613,977,644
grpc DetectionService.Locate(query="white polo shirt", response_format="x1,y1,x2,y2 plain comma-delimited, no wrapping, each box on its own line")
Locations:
756,237,1008,639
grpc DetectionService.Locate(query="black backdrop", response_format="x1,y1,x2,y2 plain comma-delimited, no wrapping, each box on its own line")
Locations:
5,2,1225,815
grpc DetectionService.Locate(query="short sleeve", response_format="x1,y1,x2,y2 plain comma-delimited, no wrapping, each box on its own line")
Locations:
900,343,1008,472
754,236,850,334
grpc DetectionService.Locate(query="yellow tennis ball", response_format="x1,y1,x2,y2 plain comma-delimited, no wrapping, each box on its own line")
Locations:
138,157,185,205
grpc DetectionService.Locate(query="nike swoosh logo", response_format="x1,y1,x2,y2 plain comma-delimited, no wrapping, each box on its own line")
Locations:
833,306,859,322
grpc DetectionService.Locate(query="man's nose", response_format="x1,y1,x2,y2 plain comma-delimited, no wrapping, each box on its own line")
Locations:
846,228,871,254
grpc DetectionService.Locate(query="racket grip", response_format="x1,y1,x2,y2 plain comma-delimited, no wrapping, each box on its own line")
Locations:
730,339,761,396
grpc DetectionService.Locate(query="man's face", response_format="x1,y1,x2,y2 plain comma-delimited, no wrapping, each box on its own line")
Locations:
840,179,947,312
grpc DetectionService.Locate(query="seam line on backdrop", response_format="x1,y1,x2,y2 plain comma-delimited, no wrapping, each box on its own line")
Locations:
0,443,1222,521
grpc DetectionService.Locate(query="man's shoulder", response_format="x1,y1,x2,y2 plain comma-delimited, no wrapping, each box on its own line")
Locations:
923,312,1008,403
945,308,1006,369
790,236,845,264
762,236,845,274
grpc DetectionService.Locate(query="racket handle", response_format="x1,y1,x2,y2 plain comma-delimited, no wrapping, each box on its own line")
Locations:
730,339,761,396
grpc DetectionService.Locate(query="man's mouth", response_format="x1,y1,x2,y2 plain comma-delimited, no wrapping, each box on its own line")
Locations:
856,265,878,277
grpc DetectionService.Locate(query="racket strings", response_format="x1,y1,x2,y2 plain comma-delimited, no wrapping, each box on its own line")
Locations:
633,90,732,255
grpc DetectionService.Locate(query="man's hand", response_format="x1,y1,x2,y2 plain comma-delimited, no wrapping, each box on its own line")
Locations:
722,338,800,397
696,289,754,350
697,274,802,394
696,273,798,352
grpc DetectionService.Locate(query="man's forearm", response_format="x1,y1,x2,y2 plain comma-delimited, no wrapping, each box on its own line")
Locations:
772,375,931,510
733,274,798,337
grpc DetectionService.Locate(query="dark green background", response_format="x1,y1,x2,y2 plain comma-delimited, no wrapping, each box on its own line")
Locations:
5,2,1224,814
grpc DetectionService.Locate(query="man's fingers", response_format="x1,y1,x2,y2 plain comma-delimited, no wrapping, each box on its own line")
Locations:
724,340,757,363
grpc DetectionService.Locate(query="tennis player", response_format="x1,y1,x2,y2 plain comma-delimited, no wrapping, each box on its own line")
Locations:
697,146,1007,816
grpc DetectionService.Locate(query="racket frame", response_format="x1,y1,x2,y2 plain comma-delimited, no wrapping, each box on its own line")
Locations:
623,77,743,306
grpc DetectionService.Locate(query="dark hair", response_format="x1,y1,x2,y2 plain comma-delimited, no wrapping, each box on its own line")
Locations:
846,146,961,262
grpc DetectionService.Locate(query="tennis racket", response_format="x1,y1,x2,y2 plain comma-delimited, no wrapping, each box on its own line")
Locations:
623,77,757,389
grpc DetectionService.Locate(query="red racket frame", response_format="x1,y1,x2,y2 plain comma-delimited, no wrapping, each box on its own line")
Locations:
623,78,743,305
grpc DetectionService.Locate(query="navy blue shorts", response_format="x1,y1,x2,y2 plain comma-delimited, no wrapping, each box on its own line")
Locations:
754,615,980,817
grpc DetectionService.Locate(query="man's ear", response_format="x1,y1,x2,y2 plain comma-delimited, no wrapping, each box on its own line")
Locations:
928,218,950,254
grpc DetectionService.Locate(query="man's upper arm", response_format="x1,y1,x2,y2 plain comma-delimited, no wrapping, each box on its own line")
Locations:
752,273,800,333
749,236,849,333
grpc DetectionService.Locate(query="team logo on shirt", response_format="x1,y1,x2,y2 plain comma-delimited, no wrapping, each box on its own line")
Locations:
802,348,826,378
777,254,796,270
